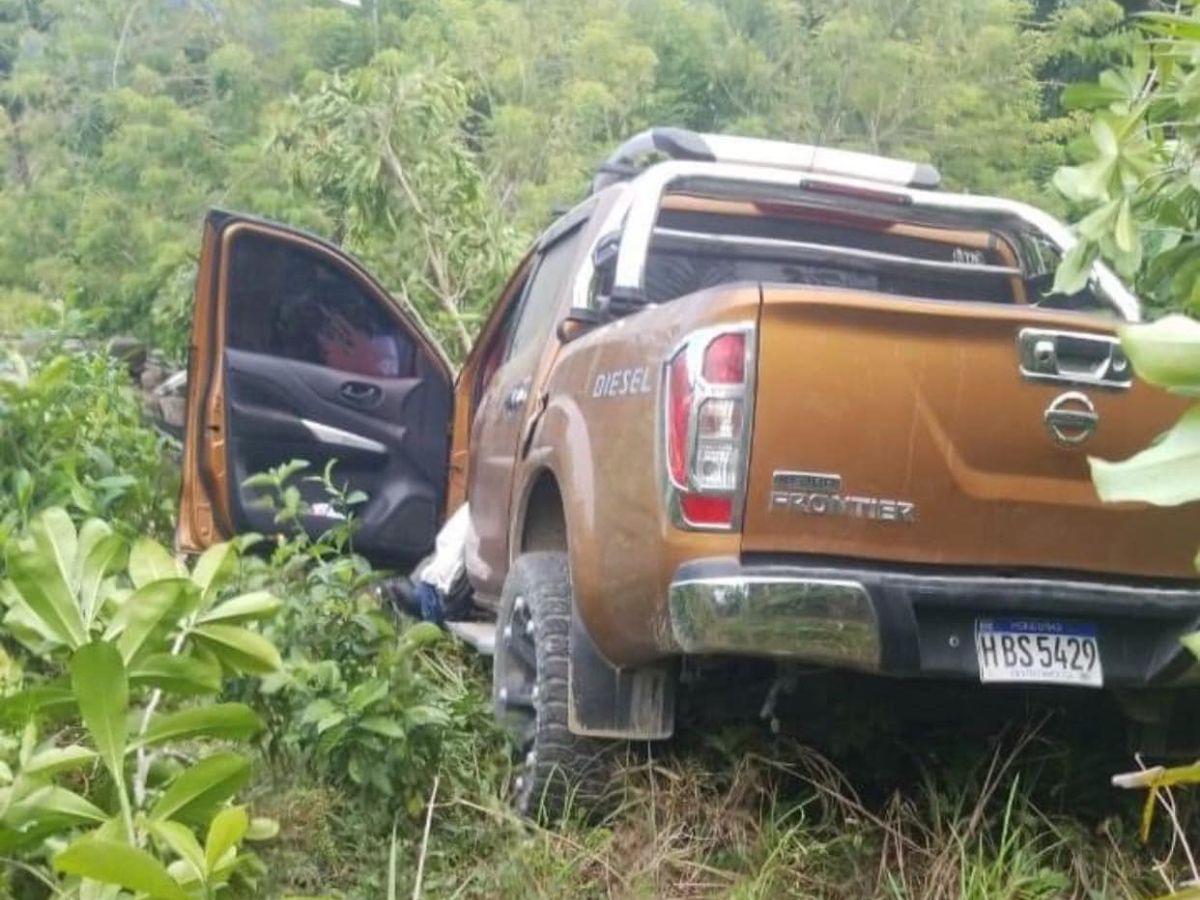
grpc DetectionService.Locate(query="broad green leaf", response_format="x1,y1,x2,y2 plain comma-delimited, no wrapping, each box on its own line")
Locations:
197,590,282,625
7,547,87,648
359,716,405,739
194,624,282,674
1052,242,1098,296
205,805,248,873
348,678,388,712
1115,198,1138,254
113,578,193,663
5,784,107,826
55,838,189,900
1116,315,1200,395
0,684,75,727
147,819,205,881
23,744,97,778
1090,404,1200,506
77,526,125,625
1141,10,1200,42
69,643,128,786
190,541,237,610
31,507,77,587
129,653,222,695
129,538,184,590
0,820,62,855
1092,117,1119,160
245,817,280,841
136,703,263,748
149,753,251,824
1076,198,1119,241
1061,80,1128,110
1052,158,1113,203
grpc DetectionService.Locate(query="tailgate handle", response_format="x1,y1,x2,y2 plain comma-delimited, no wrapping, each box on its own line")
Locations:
1017,328,1131,390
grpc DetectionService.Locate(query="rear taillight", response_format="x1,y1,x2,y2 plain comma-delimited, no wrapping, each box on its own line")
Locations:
663,326,754,530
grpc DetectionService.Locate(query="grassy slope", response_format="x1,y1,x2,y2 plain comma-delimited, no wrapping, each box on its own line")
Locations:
254,656,1169,899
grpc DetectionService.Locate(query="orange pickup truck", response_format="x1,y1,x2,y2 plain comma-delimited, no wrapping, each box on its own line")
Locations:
178,129,1200,815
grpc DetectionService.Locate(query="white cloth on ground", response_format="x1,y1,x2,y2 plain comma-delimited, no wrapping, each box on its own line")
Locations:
415,502,470,594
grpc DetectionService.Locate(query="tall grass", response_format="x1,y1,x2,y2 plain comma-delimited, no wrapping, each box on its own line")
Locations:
255,670,1171,898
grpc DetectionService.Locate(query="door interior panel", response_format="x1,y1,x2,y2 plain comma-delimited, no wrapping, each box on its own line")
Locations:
223,346,450,568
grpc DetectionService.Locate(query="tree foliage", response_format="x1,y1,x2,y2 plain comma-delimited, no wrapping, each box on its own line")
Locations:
1052,5,1200,312
0,0,1133,359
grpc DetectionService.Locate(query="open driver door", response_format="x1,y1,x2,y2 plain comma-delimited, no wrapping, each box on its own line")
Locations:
178,211,454,569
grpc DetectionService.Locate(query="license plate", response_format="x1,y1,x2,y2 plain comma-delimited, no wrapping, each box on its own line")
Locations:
975,619,1103,687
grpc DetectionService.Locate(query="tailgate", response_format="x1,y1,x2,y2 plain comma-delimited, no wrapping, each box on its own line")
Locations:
742,287,1200,579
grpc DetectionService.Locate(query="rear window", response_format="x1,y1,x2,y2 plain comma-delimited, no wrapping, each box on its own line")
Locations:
645,209,1018,305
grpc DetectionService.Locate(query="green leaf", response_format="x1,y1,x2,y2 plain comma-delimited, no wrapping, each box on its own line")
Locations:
55,838,189,900
245,817,279,841
0,684,75,727
129,538,184,589
147,819,205,882
193,624,282,674
22,744,97,778
191,541,238,610
136,703,263,748
70,642,128,786
1092,118,1119,160
31,506,77,587
149,753,251,824
1090,404,1200,506
79,533,125,626
1115,198,1138,254
1061,80,1128,110
197,590,282,625
1052,158,1113,203
113,578,194,663
5,784,107,826
129,653,222,695
359,716,405,739
1116,315,1200,395
1052,242,1098,296
7,547,87,648
205,805,248,873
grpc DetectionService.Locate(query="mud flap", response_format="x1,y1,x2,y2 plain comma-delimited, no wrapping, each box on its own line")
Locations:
567,603,676,740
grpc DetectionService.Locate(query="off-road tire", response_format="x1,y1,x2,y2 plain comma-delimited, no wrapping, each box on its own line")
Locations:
493,551,616,820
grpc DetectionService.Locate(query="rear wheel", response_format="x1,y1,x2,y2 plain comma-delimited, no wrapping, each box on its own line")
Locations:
493,551,615,819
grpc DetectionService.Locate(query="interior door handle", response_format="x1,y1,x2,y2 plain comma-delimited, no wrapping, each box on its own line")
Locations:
339,381,383,409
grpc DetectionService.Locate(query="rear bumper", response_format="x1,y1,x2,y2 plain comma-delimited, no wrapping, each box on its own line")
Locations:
667,557,1200,687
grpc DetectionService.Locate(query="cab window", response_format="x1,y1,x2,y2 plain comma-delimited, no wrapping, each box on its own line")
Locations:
225,232,416,378
506,223,584,360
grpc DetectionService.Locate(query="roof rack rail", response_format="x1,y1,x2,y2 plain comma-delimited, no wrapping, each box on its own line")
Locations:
590,127,941,194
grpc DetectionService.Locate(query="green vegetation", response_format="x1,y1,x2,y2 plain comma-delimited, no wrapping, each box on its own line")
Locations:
0,0,1197,897
0,0,1131,358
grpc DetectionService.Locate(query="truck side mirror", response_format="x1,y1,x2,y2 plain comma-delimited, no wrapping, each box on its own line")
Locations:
557,307,604,343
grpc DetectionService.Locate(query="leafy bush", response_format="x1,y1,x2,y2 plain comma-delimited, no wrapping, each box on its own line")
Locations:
0,348,177,543
224,461,503,816
0,507,283,898
1052,7,1200,312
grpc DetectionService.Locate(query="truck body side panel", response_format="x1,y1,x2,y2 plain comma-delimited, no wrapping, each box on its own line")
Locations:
524,285,760,666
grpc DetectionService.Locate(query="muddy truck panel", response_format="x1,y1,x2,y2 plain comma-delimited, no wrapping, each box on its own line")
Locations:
743,287,1197,578
518,284,759,667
